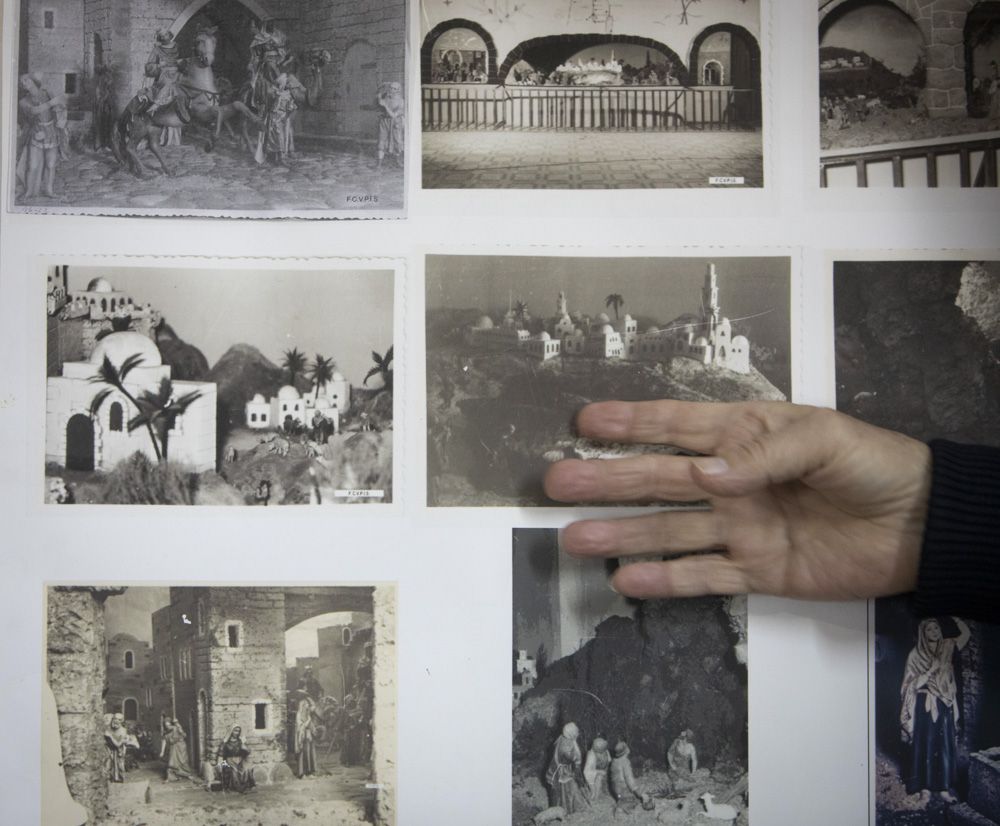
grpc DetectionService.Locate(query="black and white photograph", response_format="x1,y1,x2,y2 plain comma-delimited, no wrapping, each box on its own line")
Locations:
420,0,763,189
44,585,397,826
425,253,791,507
819,0,1000,187
44,261,396,505
11,0,405,216
832,256,1000,826
512,529,748,826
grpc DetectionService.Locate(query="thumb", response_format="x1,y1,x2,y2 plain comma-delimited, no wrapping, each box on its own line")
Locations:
689,410,839,498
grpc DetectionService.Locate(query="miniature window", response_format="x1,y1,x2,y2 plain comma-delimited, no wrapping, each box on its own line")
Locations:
196,600,206,636
226,623,242,648
109,402,124,432
250,413,257,423
124,649,134,669
145,687,152,707
254,703,267,730
342,627,352,646
43,10,54,28
261,413,267,422
123,698,138,722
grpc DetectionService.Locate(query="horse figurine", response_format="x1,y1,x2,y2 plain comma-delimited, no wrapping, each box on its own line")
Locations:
111,27,259,177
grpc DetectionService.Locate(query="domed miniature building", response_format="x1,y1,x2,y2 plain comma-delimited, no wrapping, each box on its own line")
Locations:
331,371,346,383
538,331,551,340
597,312,610,323
86,277,113,293
646,325,659,333
474,315,494,330
90,331,162,368
601,324,614,335
251,393,265,404
277,385,301,401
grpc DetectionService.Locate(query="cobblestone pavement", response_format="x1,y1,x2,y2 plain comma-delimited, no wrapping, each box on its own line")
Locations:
422,129,763,189
14,139,404,214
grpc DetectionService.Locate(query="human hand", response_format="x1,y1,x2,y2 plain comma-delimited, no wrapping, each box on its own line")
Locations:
544,401,932,601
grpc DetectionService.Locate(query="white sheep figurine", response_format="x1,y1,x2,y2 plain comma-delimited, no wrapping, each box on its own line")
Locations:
698,793,738,822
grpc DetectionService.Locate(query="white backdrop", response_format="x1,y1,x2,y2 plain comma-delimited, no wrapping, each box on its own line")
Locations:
1,1,998,823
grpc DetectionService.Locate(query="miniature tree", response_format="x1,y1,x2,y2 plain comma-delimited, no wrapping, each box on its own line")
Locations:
282,347,307,385
605,293,625,320
89,355,201,463
308,354,335,400
364,346,393,392
513,300,529,329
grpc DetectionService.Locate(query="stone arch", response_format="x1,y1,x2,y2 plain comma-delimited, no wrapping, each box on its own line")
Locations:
422,19,499,84
703,59,725,85
169,0,271,36
122,697,138,722
66,414,95,472
819,0,926,42
497,33,686,83
965,1,1000,116
688,24,761,89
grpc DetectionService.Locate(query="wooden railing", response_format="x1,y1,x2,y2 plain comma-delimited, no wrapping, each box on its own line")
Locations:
422,84,761,132
820,133,1000,188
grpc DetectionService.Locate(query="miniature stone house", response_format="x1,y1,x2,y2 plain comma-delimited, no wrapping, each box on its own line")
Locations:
105,633,155,729
45,330,217,472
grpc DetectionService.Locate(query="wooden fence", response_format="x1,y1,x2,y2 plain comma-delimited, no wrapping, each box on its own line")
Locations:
820,133,1000,188
421,84,761,132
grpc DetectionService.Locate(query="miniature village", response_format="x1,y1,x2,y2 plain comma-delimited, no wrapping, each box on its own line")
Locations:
45,268,393,505
426,264,786,507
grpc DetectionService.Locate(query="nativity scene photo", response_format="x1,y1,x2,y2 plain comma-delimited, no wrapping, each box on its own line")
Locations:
420,0,763,189
512,529,748,826
12,0,405,215
44,585,397,826
44,263,395,505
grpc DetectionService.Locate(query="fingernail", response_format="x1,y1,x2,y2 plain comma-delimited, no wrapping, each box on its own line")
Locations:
693,457,730,476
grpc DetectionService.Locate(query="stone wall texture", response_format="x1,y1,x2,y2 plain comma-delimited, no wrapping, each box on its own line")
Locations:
372,584,397,826
47,587,116,821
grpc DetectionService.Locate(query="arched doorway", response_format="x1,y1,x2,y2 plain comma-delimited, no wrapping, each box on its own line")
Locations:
174,0,262,91
965,2,1000,117
66,414,95,471
421,19,498,83
498,34,685,84
123,698,138,722
285,609,374,771
704,60,724,85
427,27,490,83
819,0,925,108
689,25,760,89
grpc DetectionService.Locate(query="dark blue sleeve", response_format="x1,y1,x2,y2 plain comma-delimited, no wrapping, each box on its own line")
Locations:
914,440,1000,624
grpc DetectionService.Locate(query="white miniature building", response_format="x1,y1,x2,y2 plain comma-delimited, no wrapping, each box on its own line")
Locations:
245,374,351,434
466,314,531,349
523,332,561,361
46,331,217,472
512,649,538,706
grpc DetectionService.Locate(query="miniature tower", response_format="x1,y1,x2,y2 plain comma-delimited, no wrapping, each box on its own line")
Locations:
702,264,721,338
557,291,568,317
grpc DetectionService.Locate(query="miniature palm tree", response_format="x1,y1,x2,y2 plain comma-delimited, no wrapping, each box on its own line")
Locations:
130,377,203,462
282,347,307,385
364,346,393,392
89,355,201,463
308,354,335,400
89,354,164,462
605,293,625,320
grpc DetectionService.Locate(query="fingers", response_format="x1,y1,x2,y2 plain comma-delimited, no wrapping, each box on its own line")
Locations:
575,400,737,452
611,555,748,599
544,456,707,504
561,510,724,558
576,400,802,454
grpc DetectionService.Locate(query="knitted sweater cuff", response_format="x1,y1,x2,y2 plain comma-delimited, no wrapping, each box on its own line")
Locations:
914,440,1000,624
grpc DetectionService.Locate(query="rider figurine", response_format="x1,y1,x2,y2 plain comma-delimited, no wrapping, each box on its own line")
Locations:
143,29,189,122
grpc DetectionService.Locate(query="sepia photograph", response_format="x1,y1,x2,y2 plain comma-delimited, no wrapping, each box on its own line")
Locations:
832,256,1000,826
11,0,405,216
819,0,1000,187
44,585,397,826
44,262,395,505
425,253,791,507
420,0,764,189
512,529,748,826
